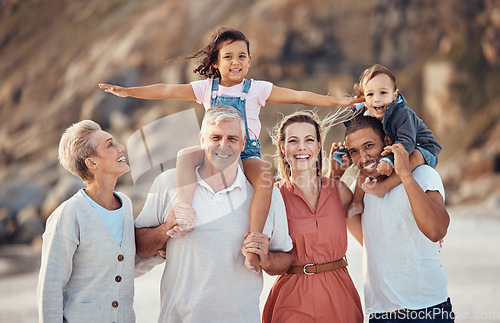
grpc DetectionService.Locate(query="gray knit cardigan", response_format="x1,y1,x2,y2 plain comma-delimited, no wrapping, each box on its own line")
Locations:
37,190,136,323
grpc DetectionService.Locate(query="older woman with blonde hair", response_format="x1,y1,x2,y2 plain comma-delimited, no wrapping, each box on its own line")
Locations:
37,120,136,322
262,110,363,322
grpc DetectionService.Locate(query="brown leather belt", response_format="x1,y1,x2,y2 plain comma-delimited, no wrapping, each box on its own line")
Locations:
287,257,348,275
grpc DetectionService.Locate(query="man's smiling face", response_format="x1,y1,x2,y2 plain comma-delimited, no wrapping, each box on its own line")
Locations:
200,119,245,173
346,127,386,179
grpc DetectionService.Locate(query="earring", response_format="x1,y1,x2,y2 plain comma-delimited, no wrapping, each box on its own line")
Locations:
96,166,99,170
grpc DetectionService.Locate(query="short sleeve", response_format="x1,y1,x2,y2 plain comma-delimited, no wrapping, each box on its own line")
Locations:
264,187,293,252
134,171,176,277
412,166,445,201
135,170,176,229
190,79,211,106
252,80,273,107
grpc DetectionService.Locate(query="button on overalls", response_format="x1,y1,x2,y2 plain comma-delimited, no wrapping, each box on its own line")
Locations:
210,78,261,160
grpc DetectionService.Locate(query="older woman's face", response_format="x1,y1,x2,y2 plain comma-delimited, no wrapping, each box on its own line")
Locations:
89,130,129,179
281,122,321,174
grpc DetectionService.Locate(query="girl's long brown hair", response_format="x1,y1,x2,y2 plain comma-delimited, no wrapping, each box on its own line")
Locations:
183,27,250,79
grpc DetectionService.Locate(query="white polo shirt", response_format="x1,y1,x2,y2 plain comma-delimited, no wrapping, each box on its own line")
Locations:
135,165,292,322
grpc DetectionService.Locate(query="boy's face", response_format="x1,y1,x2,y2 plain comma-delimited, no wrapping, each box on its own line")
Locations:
363,73,399,120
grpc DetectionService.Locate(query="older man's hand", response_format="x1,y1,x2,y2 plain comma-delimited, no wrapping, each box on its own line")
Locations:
241,232,271,270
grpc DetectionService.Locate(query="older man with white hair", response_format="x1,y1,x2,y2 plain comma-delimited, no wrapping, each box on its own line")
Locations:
134,104,293,323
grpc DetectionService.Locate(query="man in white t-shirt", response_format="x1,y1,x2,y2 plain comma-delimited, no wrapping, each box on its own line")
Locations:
134,104,294,323
343,116,455,322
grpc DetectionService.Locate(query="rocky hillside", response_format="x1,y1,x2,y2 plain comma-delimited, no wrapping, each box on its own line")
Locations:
1,0,499,244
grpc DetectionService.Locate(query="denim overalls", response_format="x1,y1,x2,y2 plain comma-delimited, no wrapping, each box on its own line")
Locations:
210,78,261,160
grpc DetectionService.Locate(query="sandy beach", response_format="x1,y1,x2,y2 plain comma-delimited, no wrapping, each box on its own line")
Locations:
1,202,499,322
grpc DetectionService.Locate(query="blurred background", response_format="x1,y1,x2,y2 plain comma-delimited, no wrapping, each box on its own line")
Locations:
1,0,499,321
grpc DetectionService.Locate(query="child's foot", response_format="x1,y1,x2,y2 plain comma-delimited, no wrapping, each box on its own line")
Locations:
245,252,260,274
347,201,364,219
333,149,349,166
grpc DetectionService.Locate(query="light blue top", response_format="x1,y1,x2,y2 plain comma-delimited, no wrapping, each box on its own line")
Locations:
81,189,124,247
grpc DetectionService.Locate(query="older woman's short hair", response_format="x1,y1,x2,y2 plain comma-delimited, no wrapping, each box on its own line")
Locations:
201,104,246,137
58,120,101,182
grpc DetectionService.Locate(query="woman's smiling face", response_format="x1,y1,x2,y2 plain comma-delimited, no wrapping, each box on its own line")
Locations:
88,130,129,178
281,122,321,174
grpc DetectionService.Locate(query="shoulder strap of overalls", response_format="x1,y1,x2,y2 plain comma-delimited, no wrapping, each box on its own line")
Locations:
212,78,251,95
211,78,220,92
242,79,251,94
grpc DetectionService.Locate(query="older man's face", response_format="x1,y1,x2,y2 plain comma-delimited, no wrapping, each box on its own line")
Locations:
346,127,385,179
200,119,245,173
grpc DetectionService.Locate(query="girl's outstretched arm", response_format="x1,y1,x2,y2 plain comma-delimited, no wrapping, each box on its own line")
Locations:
98,83,197,101
267,85,363,108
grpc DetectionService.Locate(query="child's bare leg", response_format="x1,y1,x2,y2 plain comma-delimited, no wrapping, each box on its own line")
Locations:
176,146,205,205
410,149,425,169
347,172,366,218
242,158,273,273
363,149,426,197
170,147,205,236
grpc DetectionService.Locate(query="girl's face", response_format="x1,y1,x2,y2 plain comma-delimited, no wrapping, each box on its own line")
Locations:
281,122,321,175
87,130,129,179
214,40,251,87
363,73,398,120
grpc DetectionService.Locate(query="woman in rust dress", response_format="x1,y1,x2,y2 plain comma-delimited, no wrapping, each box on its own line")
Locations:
263,111,363,322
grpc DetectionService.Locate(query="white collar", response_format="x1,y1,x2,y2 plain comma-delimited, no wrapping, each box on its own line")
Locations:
195,164,247,195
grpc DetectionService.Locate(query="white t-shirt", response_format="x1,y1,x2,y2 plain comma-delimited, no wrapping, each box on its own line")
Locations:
362,165,449,313
135,166,293,322
190,78,273,139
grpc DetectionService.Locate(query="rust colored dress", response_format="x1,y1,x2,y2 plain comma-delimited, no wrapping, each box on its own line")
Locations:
262,177,363,323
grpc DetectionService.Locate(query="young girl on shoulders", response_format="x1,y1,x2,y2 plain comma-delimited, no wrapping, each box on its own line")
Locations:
99,27,361,273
